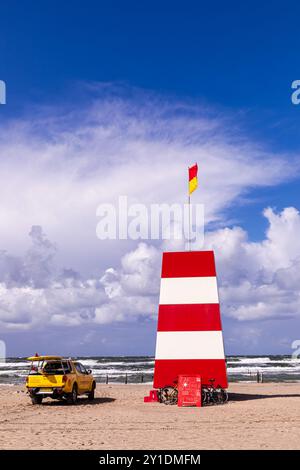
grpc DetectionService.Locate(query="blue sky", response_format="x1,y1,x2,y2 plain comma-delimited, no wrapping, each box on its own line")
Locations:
1,1,300,356
2,1,300,111
2,0,300,217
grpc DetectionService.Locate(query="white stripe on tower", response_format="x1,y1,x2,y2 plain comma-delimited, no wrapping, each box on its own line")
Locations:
159,277,219,304
155,331,225,360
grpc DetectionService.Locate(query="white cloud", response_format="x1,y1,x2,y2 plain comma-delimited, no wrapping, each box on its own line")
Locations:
0,86,300,332
95,243,160,324
1,207,300,330
0,229,160,329
205,207,300,321
0,86,298,277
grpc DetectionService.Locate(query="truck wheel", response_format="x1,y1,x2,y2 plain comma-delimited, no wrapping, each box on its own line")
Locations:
88,382,96,401
67,384,78,405
31,395,43,405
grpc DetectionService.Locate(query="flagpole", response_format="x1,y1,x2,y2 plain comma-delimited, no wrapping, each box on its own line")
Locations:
187,163,197,252
188,166,191,251
188,193,191,251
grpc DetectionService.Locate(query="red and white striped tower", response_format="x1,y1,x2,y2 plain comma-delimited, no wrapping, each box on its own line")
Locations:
153,250,227,389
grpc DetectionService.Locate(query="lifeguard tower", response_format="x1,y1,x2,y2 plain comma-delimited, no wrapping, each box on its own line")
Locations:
145,250,227,404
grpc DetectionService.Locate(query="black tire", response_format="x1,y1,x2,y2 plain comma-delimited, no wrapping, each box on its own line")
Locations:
205,389,215,405
220,389,228,404
67,384,78,405
213,387,228,404
160,385,178,405
31,395,43,405
211,390,219,404
201,388,207,405
88,382,96,401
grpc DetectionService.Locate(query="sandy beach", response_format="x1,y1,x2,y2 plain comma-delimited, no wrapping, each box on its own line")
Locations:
0,382,300,450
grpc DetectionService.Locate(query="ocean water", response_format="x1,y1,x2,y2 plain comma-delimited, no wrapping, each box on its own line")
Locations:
1,355,300,385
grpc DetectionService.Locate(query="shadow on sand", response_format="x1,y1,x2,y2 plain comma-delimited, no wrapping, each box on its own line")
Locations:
42,397,116,406
229,392,300,402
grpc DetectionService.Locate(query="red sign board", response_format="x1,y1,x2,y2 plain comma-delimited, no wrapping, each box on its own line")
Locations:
178,375,202,407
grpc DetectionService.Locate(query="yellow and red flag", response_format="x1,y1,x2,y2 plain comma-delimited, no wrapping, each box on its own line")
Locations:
188,163,198,194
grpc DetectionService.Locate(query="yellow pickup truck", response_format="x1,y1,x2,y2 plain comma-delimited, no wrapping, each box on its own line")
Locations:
26,356,96,405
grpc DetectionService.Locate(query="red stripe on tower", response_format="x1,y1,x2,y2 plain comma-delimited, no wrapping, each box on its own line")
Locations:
161,251,216,278
153,251,228,389
158,304,222,332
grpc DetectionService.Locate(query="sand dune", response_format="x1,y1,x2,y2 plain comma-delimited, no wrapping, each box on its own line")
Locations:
0,382,300,450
